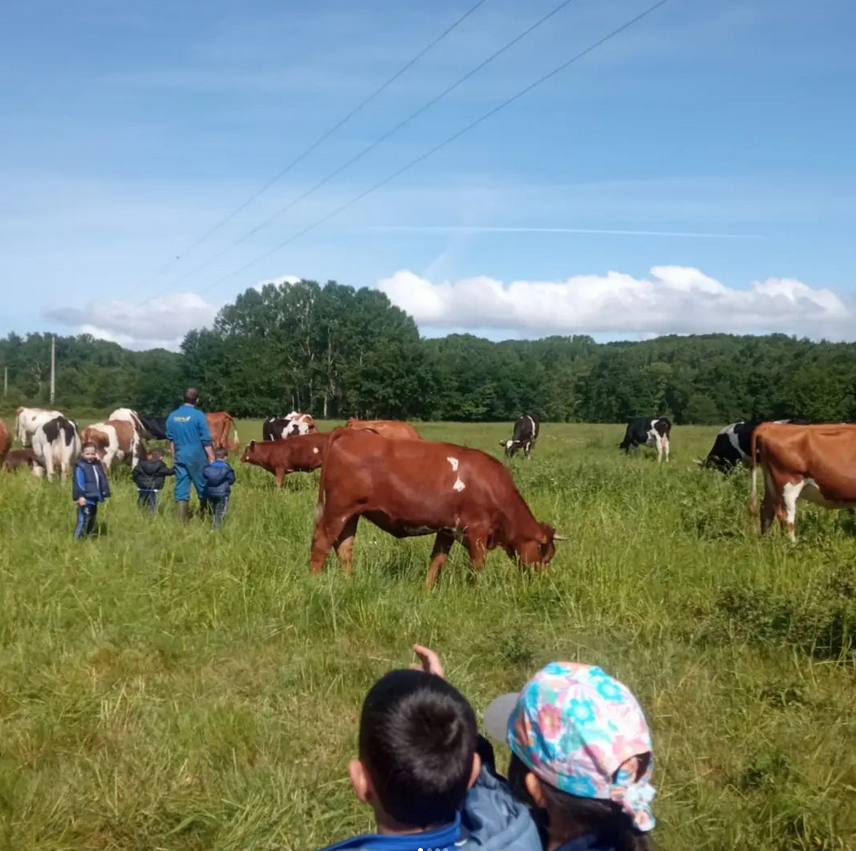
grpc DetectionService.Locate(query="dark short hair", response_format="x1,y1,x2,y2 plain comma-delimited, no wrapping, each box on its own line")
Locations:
81,441,97,451
150,448,164,459
184,387,199,405
215,448,228,459
359,670,476,827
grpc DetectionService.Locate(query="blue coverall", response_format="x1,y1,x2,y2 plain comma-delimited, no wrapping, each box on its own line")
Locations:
166,404,213,502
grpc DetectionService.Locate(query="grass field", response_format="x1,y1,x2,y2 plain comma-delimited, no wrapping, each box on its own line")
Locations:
1,418,855,851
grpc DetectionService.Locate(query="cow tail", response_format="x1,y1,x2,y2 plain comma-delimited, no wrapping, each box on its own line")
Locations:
749,428,760,517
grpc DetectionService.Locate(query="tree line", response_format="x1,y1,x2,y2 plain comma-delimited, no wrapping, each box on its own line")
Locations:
2,280,855,425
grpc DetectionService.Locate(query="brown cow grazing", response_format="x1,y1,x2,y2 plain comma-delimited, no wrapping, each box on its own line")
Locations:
241,432,328,486
3,448,43,474
311,429,560,588
206,411,239,452
0,417,10,466
750,422,856,541
82,419,146,471
345,418,422,440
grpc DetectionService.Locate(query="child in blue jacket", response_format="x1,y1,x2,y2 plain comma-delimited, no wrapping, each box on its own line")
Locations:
202,448,235,528
72,441,111,539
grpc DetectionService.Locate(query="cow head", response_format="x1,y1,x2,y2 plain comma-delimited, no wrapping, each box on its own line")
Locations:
512,523,559,566
240,440,257,464
501,438,520,457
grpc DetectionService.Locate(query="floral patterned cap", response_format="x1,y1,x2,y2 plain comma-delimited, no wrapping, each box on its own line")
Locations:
483,662,655,832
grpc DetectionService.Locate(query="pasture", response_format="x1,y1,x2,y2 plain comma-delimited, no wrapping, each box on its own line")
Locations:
1,419,855,851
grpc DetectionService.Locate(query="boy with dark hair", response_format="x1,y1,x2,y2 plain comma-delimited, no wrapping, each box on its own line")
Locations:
202,448,235,528
132,448,175,513
317,647,540,851
72,441,111,539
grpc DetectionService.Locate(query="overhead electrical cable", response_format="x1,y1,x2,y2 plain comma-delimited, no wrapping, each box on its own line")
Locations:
129,0,490,302
196,0,673,297
140,0,584,305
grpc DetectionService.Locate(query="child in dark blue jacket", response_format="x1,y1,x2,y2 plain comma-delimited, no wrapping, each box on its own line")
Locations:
202,448,235,528
72,441,111,539
132,448,175,513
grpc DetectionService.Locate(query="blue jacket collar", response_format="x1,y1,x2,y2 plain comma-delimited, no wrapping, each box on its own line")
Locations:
320,813,460,851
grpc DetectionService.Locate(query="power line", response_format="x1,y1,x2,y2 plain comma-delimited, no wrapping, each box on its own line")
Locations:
198,0,673,297
142,0,583,304
129,0,490,303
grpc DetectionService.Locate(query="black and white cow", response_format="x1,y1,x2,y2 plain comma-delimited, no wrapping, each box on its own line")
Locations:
32,415,81,480
263,412,317,440
501,414,540,458
619,416,671,462
702,417,808,473
139,415,168,441
702,419,759,472
263,417,292,441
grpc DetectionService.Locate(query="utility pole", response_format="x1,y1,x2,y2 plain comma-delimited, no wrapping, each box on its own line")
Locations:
50,335,56,404
3,366,7,397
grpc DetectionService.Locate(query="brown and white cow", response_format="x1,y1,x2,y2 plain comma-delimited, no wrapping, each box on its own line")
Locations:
750,422,856,541
0,417,11,466
32,415,81,480
311,429,560,588
206,412,240,452
241,432,328,486
345,418,422,441
15,406,63,447
108,408,151,439
82,419,146,471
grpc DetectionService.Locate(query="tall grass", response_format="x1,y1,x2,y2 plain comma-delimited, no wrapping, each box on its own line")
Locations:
1,420,855,850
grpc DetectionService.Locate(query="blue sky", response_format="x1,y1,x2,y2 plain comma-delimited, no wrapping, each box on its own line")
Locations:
3,0,855,348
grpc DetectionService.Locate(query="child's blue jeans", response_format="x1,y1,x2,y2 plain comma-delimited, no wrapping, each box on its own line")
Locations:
74,504,97,539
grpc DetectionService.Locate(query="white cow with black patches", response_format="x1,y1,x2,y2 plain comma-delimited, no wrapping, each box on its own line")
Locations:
502,414,540,458
31,415,81,481
619,416,671,463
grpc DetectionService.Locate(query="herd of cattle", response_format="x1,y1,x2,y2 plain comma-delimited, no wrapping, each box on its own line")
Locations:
1,407,239,479
0,407,852,583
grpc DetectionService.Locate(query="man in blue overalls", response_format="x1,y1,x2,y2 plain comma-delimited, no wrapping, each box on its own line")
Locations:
166,387,214,521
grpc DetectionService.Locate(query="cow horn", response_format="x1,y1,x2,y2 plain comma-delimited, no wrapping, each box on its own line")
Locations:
552,534,569,541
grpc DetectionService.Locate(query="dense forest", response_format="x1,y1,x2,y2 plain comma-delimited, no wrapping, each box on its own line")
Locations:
2,280,855,424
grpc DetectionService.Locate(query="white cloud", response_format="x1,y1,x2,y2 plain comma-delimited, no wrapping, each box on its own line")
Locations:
44,292,219,351
255,274,301,291
376,266,852,340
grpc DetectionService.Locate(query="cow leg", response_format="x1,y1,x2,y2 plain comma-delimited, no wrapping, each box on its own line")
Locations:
310,512,351,574
334,516,360,576
426,531,455,590
274,468,285,488
464,530,488,580
781,481,803,542
760,470,777,535
43,452,55,482
664,437,670,462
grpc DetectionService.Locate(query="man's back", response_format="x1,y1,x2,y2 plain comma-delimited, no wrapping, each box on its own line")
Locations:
167,404,211,459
